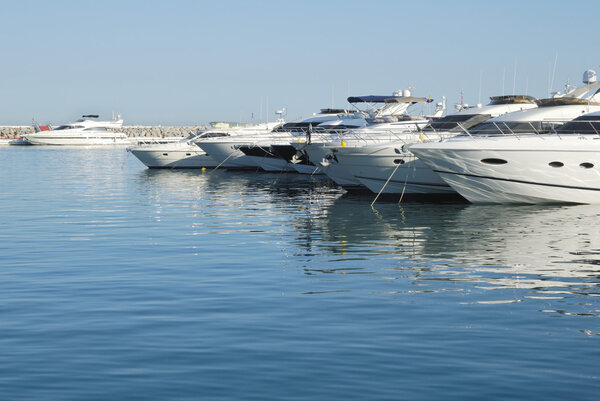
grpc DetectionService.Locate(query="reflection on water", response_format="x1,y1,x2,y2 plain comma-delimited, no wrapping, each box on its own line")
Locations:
2,148,599,400
289,197,600,318
135,166,600,318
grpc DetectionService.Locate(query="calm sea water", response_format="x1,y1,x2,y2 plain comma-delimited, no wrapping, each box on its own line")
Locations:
0,146,599,400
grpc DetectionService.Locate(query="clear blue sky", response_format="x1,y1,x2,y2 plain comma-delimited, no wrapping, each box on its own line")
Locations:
0,0,597,126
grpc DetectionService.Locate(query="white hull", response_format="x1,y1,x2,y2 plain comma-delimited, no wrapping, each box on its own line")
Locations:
195,141,254,169
333,143,454,194
290,162,321,175
25,133,130,146
253,156,292,172
410,135,600,204
128,145,217,168
303,143,362,187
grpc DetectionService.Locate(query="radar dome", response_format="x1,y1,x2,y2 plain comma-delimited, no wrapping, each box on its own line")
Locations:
403,89,412,97
583,69,597,84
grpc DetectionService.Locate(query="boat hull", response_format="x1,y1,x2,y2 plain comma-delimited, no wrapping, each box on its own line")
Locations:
333,144,454,194
410,135,600,204
128,146,218,168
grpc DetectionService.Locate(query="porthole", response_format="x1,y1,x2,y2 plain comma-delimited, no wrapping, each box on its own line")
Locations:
480,158,507,165
394,148,402,154
186,153,192,156
162,153,168,156
549,161,564,168
393,159,405,165
580,162,594,169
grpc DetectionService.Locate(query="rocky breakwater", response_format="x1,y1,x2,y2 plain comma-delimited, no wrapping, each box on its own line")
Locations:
122,125,207,139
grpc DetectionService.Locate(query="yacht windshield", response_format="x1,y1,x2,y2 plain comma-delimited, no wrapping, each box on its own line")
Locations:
467,121,563,136
273,122,315,132
555,116,600,135
198,132,230,138
424,114,491,132
54,125,83,130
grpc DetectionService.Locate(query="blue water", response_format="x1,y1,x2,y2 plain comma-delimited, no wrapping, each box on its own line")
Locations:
1,147,599,400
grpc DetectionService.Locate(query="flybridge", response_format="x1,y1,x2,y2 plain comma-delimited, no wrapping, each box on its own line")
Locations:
347,95,433,104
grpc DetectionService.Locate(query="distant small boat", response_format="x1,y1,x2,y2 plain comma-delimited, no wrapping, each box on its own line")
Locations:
0,137,32,146
24,114,130,145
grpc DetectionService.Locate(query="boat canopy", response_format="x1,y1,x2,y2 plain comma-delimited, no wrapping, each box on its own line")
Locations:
347,95,432,103
319,108,350,114
536,97,600,107
385,96,431,104
82,114,99,118
489,95,537,105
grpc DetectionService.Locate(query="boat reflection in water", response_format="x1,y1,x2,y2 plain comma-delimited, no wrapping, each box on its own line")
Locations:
289,195,600,311
134,168,599,320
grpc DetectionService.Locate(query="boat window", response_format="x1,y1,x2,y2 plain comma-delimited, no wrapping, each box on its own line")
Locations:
199,132,230,138
549,161,564,168
83,127,108,131
580,162,594,169
424,114,491,132
54,125,84,130
555,116,600,135
468,121,563,136
480,158,508,165
273,122,315,132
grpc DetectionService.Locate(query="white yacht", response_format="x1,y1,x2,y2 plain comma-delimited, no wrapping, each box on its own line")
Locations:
300,91,443,186
409,71,600,204
196,108,364,171
24,115,129,145
127,130,232,169
241,107,370,173
193,120,284,170
327,94,538,194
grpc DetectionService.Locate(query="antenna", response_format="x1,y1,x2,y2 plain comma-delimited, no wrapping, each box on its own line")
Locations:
512,58,517,95
502,67,506,96
478,70,483,105
550,51,558,95
331,82,334,109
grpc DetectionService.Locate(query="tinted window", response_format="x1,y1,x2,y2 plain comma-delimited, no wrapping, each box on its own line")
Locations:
425,114,491,132
556,116,600,135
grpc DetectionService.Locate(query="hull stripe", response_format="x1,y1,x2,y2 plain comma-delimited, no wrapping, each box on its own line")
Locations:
434,170,600,192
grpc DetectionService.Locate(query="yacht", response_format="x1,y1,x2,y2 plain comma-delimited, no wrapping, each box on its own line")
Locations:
248,90,436,175
128,130,231,169
240,107,370,173
327,94,538,194
24,115,129,145
300,91,443,186
196,108,365,171
193,119,284,170
409,70,600,204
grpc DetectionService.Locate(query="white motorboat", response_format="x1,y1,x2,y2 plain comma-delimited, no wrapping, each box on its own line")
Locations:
127,130,232,169
197,108,366,172
327,94,538,194
409,70,600,204
24,114,129,145
243,108,370,173
300,91,443,186
292,91,438,178
194,120,284,170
